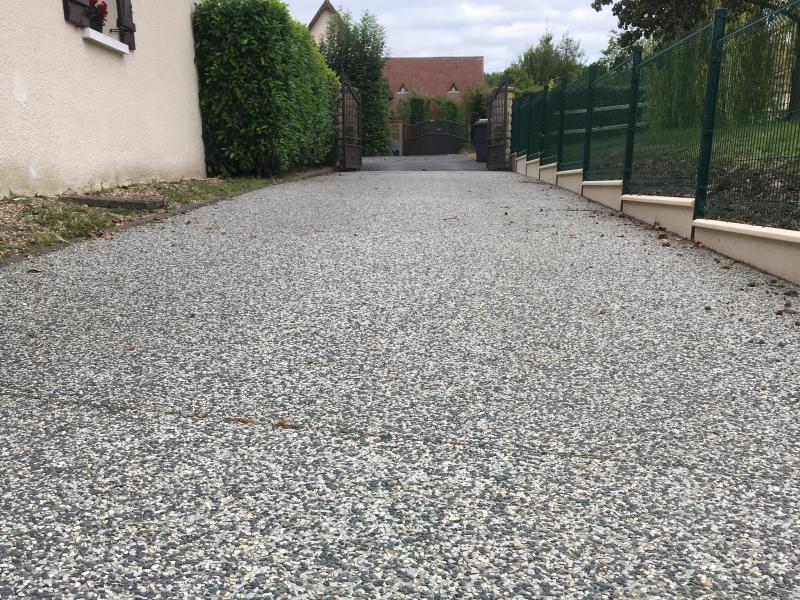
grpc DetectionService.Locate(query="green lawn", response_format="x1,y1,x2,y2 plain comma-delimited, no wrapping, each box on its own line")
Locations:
0,177,271,261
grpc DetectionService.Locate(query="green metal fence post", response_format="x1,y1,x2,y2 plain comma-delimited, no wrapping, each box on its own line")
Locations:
694,8,728,220
556,77,568,167
539,83,549,155
511,98,518,156
521,94,530,158
622,46,643,194
582,65,597,174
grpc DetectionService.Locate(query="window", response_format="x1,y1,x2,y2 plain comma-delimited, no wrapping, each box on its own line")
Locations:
63,0,137,51
449,82,459,92
398,83,408,94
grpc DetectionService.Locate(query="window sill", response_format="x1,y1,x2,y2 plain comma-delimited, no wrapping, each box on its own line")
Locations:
82,28,130,55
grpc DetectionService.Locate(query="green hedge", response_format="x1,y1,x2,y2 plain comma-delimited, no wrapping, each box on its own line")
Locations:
193,0,339,176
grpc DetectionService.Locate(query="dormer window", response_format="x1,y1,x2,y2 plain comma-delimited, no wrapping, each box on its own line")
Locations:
449,82,458,92
398,83,408,94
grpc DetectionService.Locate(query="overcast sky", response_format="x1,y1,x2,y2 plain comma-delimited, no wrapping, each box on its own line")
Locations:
286,1,619,72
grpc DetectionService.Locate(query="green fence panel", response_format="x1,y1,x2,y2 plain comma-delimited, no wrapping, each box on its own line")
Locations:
705,0,800,230
560,74,591,171
526,92,547,160
584,60,634,181
628,24,714,196
541,81,565,166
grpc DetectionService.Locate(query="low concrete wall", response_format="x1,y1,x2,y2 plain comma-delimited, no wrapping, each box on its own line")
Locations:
516,156,527,174
622,195,695,239
526,159,540,180
582,180,623,211
557,169,583,194
694,219,800,284
540,163,557,185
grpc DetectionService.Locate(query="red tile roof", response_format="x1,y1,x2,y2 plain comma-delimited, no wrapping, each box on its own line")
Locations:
384,56,485,104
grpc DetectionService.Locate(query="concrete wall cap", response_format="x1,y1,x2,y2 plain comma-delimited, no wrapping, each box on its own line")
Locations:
622,194,694,208
582,180,623,187
556,168,583,176
693,219,800,245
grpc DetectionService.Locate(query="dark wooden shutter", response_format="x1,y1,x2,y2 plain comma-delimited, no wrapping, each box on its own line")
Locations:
63,0,90,27
116,0,136,50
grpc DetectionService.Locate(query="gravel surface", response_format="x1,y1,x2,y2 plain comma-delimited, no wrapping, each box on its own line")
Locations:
1,170,799,598
362,154,485,171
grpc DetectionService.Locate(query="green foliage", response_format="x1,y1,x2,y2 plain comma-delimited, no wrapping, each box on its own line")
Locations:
461,85,492,143
595,32,633,75
591,0,791,48
192,0,339,176
484,72,505,87
395,94,432,123
513,32,587,88
393,94,464,127
487,32,586,93
320,11,391,156
431,97,464,122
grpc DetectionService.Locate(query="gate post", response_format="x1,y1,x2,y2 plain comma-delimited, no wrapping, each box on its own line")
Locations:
505,85,514,169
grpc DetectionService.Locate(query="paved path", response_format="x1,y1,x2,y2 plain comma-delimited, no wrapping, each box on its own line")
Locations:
362,154,485,171
1,171,799,598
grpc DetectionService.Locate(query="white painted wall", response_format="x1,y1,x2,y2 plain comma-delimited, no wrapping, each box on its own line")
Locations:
0,1,206,197
310,10,334,44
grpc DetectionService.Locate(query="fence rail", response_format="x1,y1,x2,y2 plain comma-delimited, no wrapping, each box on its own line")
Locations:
510,0,800,230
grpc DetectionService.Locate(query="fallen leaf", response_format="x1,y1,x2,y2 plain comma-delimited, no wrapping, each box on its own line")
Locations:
227,416,257,425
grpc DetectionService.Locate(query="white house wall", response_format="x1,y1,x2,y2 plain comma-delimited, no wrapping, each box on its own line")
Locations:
310,10,334,43
0,1,206,197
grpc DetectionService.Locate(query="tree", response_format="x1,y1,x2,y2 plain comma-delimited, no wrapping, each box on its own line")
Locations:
320,11,391,155
595,31,631,74
517,32,587,85
592,0,800,117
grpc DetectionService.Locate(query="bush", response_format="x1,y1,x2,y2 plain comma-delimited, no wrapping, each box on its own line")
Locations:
431,97,464,123
193,0,340,176
394,94,432,123
461,85,492,142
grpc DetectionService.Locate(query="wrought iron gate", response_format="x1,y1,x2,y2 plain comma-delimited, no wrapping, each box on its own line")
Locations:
340,79,362,171
403,120,467,156
487,80,510,170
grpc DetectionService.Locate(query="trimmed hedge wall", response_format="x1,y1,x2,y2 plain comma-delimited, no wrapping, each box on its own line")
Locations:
193,0,339,176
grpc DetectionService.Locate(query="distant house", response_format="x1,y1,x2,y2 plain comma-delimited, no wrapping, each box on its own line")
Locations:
308,0,338,44
384,56,485,108
0,0,205,197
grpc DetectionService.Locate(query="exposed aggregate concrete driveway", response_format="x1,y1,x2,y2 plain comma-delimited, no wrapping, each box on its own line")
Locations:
1,169,799,598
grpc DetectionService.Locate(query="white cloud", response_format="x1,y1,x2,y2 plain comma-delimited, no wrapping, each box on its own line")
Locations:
288,0,619,72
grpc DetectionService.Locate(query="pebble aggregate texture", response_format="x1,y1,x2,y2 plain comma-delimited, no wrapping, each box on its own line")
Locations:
1,167,800,599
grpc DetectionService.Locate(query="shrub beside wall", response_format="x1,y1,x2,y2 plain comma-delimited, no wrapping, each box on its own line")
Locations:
192,0,339,176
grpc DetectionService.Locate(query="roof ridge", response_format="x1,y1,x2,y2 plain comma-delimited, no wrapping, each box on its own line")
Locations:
308,0,338,30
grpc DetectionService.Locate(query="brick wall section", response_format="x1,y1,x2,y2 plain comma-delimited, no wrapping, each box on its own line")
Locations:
384,57,485,108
